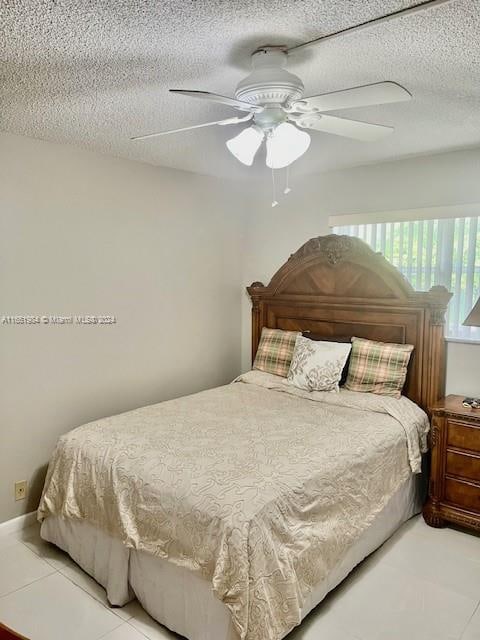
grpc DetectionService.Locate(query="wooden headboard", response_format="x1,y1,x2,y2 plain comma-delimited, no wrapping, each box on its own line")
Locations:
247,235,452,413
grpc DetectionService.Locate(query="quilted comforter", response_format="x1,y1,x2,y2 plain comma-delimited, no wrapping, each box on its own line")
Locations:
38,370,429,640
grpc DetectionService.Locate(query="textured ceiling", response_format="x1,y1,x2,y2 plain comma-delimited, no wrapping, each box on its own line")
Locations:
1,0,480,180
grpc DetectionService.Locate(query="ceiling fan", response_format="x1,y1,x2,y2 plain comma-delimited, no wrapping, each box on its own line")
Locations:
131,46,412,169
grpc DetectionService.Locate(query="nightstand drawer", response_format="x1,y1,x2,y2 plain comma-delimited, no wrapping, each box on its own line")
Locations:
447,419,480,452
446,450,480,483
425,396,480,531
444,477,480,512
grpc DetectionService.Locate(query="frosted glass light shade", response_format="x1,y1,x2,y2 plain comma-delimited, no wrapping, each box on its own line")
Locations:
226,126,264,166
266,122,311,169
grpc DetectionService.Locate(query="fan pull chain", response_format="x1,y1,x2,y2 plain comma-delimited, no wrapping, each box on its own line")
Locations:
284,166,291,195
271,169,278,207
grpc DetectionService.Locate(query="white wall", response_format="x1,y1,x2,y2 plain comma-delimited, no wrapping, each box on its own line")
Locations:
242,148,480,398
2,134,479,524
0,132,246,522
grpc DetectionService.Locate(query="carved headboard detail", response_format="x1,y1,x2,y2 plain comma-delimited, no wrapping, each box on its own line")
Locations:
247,235,452,413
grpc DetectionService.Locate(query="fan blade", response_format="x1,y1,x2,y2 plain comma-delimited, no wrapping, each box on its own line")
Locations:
169,90,263,113
131,114,252,141
291,82,411,113
296,114,393,141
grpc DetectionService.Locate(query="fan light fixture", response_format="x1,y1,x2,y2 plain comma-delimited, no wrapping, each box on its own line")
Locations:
266,123,311,169
226,122,311,168
225,125,264,166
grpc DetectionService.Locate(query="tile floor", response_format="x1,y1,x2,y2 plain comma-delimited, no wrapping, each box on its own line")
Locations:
0,515,479,640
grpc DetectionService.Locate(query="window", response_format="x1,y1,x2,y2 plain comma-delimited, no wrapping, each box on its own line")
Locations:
333,217,480,341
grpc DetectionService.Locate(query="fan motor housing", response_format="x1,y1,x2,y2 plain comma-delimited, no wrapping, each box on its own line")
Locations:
234,48,304,107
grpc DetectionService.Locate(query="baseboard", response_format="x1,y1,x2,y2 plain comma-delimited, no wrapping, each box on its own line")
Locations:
0,511,37,536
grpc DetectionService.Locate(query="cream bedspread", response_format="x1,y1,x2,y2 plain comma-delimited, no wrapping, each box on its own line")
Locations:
38,371,429,640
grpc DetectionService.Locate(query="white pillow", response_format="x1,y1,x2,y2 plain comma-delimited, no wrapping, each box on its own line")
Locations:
287,335,352,392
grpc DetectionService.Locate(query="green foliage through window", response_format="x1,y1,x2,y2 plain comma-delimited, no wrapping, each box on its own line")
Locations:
333,218,480,341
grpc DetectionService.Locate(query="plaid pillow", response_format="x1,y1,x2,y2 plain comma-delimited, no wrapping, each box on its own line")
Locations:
253,328,300,377
344,337,414,398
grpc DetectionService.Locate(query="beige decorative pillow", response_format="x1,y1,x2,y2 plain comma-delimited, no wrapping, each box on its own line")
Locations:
287,335,352,392
344,337,414,398
253,328,300,378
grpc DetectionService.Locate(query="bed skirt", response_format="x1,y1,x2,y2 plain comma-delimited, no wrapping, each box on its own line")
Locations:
41,473,424,640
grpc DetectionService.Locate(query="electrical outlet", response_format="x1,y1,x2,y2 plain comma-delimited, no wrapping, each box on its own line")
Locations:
15,480,27,501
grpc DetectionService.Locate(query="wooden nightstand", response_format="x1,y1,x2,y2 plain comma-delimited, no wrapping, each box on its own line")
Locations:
423,395,480,532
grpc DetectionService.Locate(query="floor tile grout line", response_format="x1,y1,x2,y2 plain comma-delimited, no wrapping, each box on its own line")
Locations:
124,618,151,639
95,617,151,640
59,567,129,623
408,527,480,555
459,599,480,639
404,535,480,566
17,538,55,564
382,525,480,563
124,601,172,639
59,568,110,606
0,561,125,640
111,609,134,622
0,568,59,601
17,532,135,624
328,556,479,640
17,535,73,570
378,552,480,604
89,614,126,640
57,566,145,628
15,533,141,629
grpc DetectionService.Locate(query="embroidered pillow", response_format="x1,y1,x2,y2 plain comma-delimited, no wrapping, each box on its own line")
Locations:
302,332,352,385
287,335,352,392
344,337,414,398
253,328,300,377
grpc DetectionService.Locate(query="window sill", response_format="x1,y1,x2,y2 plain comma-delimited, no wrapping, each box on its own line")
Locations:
445,337,480,346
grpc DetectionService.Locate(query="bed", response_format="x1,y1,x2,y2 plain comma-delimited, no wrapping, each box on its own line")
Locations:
38,234,452,640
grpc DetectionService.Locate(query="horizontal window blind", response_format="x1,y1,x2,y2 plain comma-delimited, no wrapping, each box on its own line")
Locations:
333,217,480,341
